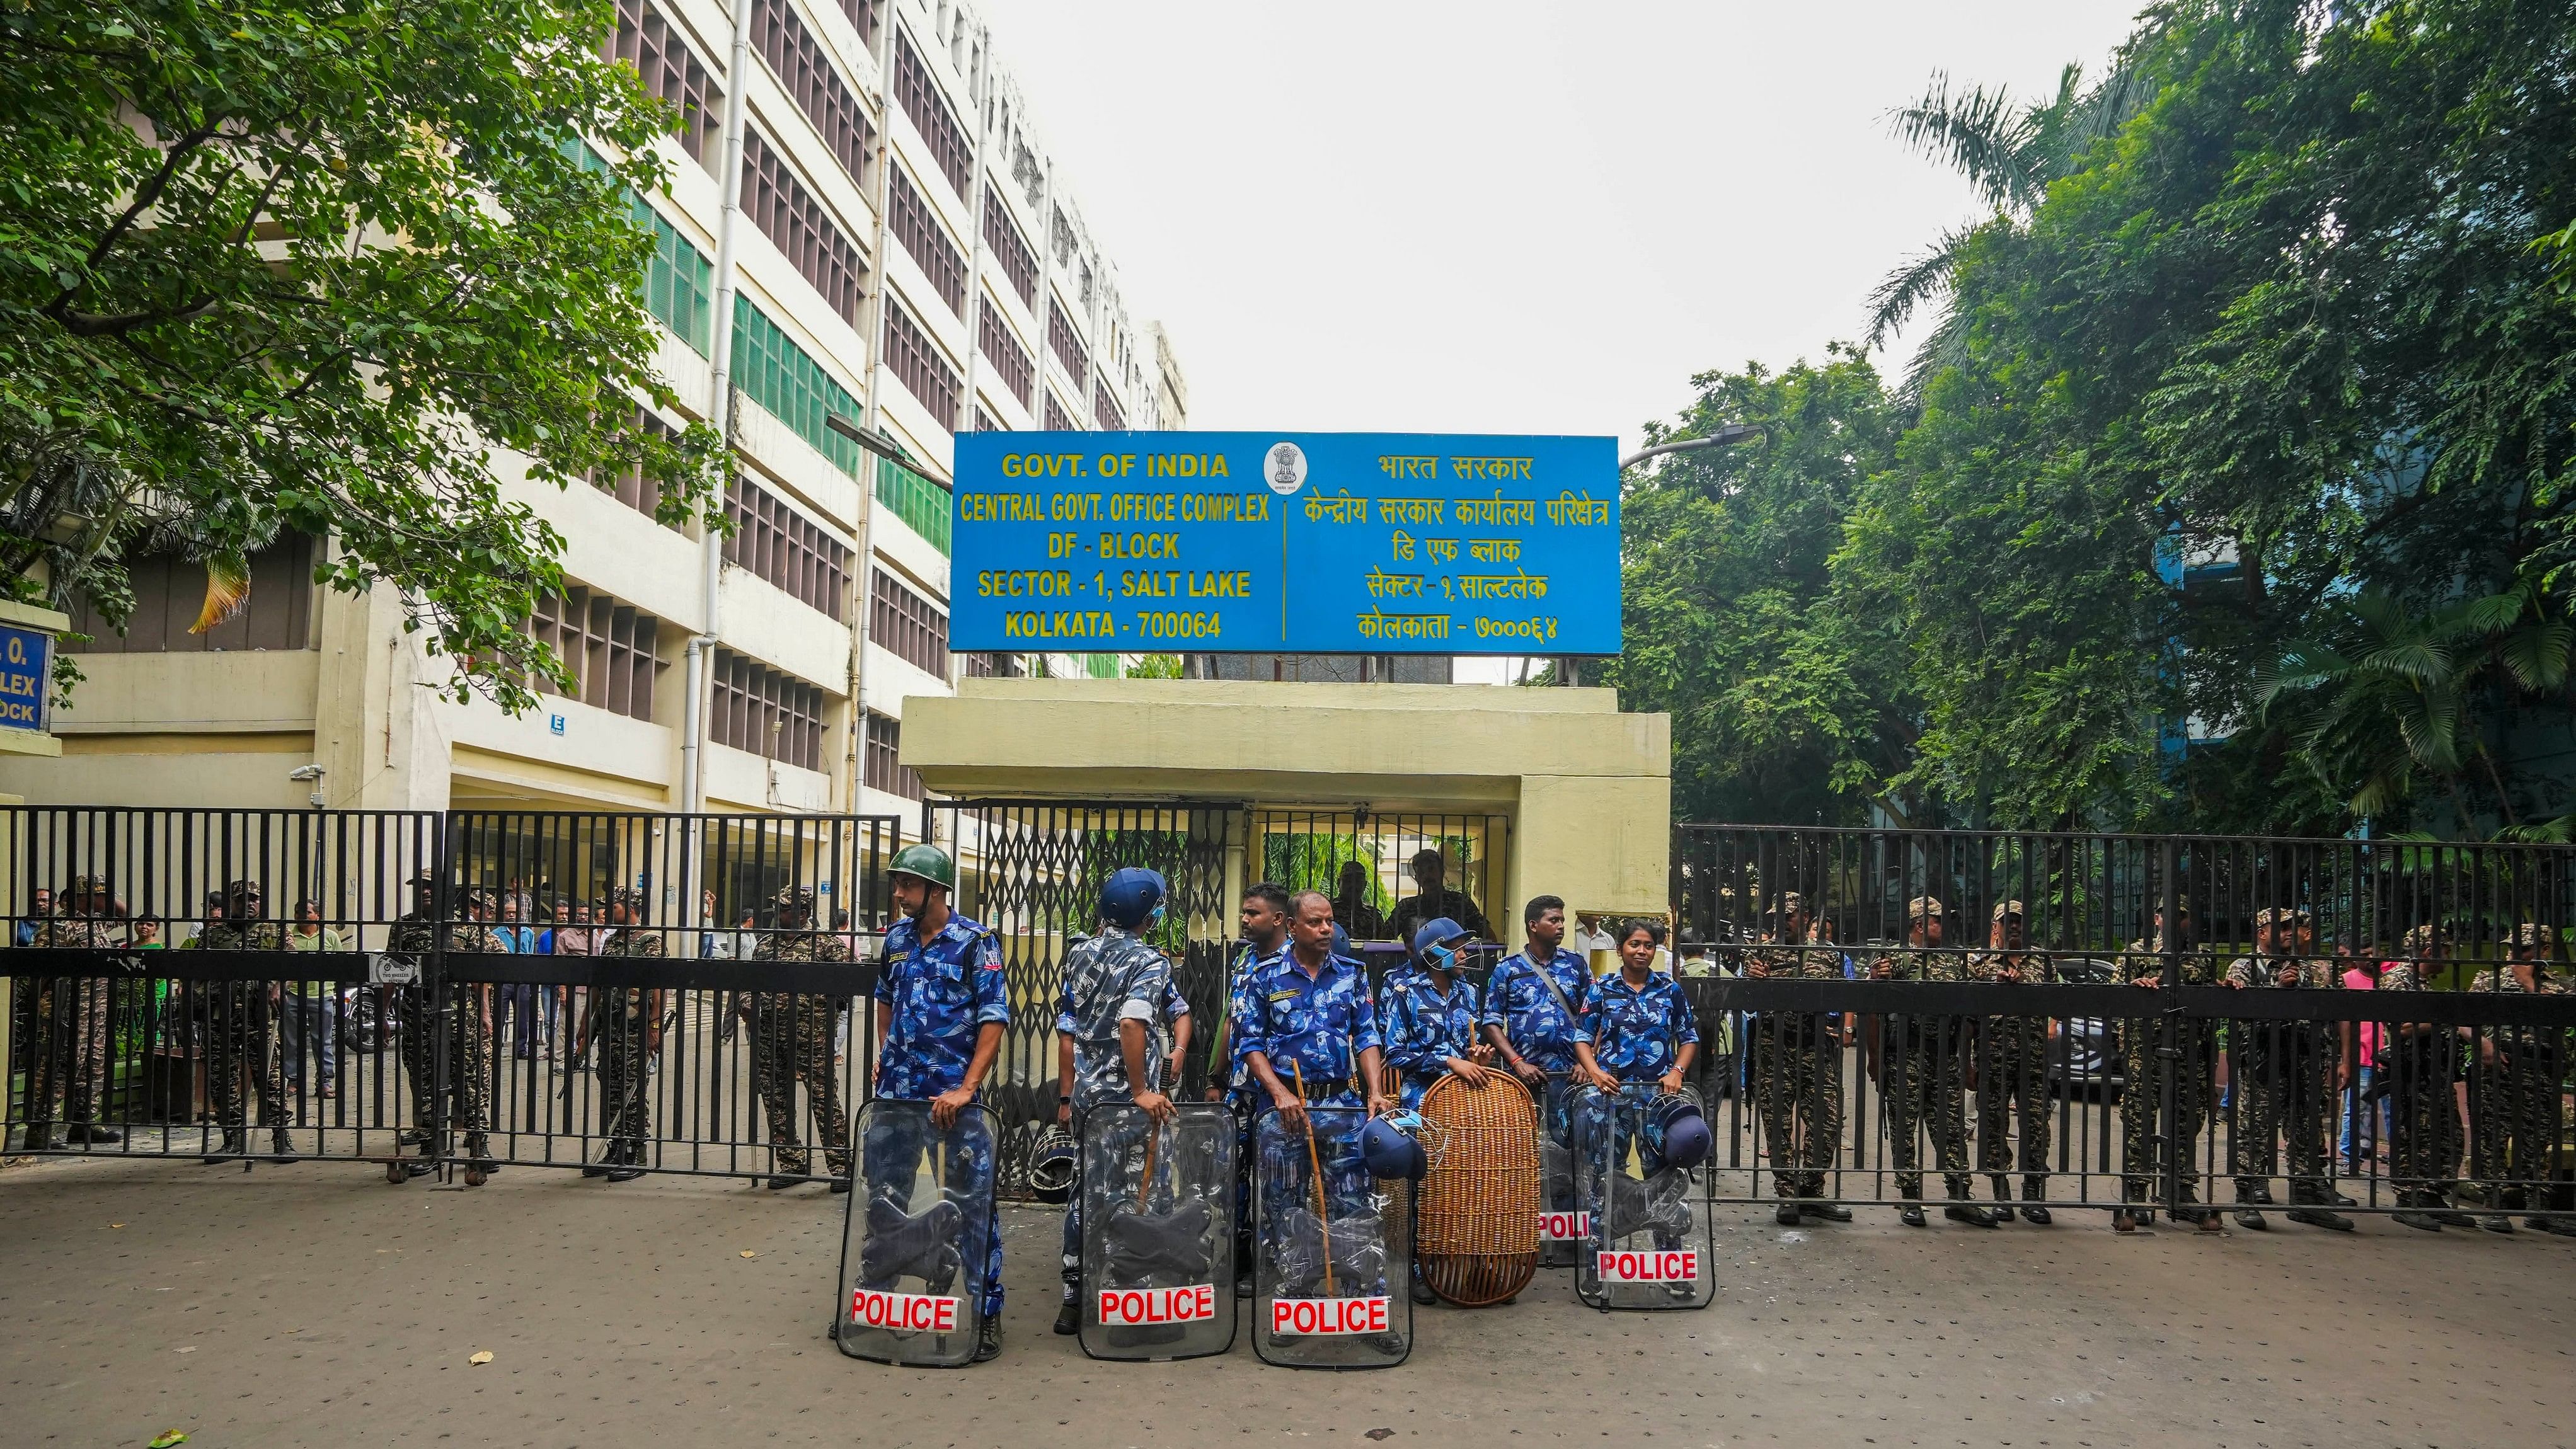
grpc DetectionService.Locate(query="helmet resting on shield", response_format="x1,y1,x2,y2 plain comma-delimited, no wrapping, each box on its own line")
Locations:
1099,867,1167,930
1647,1092,1711,1171
1360,1112,1430,1182
888,843,957,893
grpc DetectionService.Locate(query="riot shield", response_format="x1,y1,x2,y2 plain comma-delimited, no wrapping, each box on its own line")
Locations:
834,1099,997,1367
1078,1101,1238,1362
1573,1085,1715,1311
1251,1105,1412,1369
1535,1072,1584,1268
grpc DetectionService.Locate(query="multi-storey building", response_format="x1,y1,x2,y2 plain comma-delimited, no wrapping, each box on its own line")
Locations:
3,0,1184,829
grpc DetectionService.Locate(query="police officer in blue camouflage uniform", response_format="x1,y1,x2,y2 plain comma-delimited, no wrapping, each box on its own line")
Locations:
1231,890,1393,1329
1048,868,1183,1335
1204,882,1292,1297
1573,918,1700,1291
1483,894,1591,1194
868,843,1011,1362
1383,917,1491,1109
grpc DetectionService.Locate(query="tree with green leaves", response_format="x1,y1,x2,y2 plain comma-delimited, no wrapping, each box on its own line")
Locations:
1603,346,1912,825
1,0,721,711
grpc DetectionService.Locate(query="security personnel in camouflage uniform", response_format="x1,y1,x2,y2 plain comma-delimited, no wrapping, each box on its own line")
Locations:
22,875,122,1148
744,883,856,1188
2469,924,2570,1235
2224,907,2352,1230
2115,907,2221,1230
1742,891,1850,1225
1049,868,1182,1335
580,886,665,1183
870,843,1011,1362
1869,898,1999,1228
1967,900,2055,1223
1382,917,1491,1110
197,879,297,1164
384,878,507,1184
2381,924,2469,1232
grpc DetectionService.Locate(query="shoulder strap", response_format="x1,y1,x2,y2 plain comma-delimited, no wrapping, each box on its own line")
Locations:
1531,952,1580,1019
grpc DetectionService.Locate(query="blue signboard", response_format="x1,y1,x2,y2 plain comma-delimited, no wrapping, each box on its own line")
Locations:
950,432,1619,655
0,623,52,735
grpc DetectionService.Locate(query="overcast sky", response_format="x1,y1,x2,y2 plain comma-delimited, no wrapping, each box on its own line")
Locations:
972,0,2145,456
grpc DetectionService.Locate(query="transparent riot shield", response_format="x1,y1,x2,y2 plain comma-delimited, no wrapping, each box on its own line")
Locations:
1536,1072,1584,1268
1078,1102,1238,1362
1252,1105,1412,1368
1573,1085,1715,1311
834,1099,997,1367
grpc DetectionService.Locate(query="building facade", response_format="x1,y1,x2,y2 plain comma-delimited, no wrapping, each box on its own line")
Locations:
3,0,1182,823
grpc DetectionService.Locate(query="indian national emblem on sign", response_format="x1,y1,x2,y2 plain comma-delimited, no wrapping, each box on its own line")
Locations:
1265,441,1308,496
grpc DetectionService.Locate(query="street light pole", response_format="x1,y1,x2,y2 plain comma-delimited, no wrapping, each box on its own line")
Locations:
1553,425,1765,686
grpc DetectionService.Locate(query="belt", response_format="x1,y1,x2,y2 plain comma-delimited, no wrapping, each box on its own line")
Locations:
1294,1075,1354,1101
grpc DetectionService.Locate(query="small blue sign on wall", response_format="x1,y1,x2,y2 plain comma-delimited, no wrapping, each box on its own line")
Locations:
0,623,53,735
950,432,1621,655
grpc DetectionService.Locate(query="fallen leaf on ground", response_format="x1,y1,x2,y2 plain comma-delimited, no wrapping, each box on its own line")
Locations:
739,1250,756,1258
173,1346,195,1354
110,1223,125,1228
468,1351,494,1365
1366,1431,1394,1442
148,1432,188,1448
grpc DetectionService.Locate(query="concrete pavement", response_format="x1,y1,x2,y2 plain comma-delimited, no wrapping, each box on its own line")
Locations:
2,1154,2570,1448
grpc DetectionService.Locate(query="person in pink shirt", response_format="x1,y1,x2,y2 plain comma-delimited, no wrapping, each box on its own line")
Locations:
2337,943,2384,1174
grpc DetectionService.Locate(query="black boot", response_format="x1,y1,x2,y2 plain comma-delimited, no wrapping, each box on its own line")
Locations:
974,1319,1004,1363
66,1123,123,1144
268,1128,300,1164
1899,1203,1928,1228
1802,1201,1853,1223
1944,1201,2002,1228
1052,1300,1079,1336
204,1129,247,1165
1775,1201,1801,1227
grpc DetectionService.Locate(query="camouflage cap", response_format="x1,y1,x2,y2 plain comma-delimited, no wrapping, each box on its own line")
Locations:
773,884,818,912
2510,922,2554,950
603,886,649,911
2401,922,2444,954
1906,896,1946,921
458,885,497,911
66,873,112,894
1991,898,2026,922
2252,905,2311,929
1768,891,1808,917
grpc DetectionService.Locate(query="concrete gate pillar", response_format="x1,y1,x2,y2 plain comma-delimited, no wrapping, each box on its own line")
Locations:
900,679,1671,919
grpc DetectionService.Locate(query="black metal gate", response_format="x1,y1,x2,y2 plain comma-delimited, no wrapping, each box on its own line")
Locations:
1672,825,2576,1222
4,806,902,1185
929,798,1245,1196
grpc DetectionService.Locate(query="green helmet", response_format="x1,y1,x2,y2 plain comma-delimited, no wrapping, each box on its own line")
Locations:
889,843,957,893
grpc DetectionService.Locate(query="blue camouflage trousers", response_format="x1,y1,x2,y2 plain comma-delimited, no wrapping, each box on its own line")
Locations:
861,1108,1003,1318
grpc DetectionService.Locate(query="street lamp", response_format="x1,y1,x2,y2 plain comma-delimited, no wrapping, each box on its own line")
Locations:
1619,423,1761,472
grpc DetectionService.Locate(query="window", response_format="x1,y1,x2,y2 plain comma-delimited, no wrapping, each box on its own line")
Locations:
731,295,864,476
871,569,948,677
712,649,826,771
1093,381,1125,432
837,0,881,47
1044,391,1081,432
604,0,721,166
978,306,1033,408
982,188,1037,309
593,410,683,526
959,652,996,678
749,0,872,187
1047,305,1090,382
724,476,851,618
741,127,864,323
894,32,972,197
884,301,961,429
67,536,318,653
876,455,952,554
528,587,663,721
567,137,715,353
888,167,967,316
863,712,923,800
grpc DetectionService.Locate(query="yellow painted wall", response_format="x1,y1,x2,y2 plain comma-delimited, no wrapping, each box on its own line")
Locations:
900,678,1671,917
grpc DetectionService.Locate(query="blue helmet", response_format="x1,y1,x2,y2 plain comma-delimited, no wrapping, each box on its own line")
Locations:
1410,915,1470,968
1331,923,1352,958
1360,1113,1429,1181
1647,1093,1711,1171
1100,867,1168,930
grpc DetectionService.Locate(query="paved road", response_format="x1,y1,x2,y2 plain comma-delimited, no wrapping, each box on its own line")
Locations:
3,1155,2571,1448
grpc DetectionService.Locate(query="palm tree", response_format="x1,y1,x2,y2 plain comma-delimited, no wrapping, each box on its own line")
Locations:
2257,585,2573,829
1866,59,2153,399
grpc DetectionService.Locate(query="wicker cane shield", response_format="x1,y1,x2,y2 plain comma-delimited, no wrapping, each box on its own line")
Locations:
1416,1072,1541,1307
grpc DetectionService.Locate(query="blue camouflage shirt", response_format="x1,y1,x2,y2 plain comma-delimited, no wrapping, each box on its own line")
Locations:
873,910,1009,1099
1481,946,1592,1073
1228,947,1381,1099
1575,969,1699,1082
1381,965,1483,1106
1214,939,1285,1097
1052,924,1176,1110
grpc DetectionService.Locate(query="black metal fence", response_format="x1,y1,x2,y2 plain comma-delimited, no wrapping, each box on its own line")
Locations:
5,807,900,1184
1670,825,2576,1223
